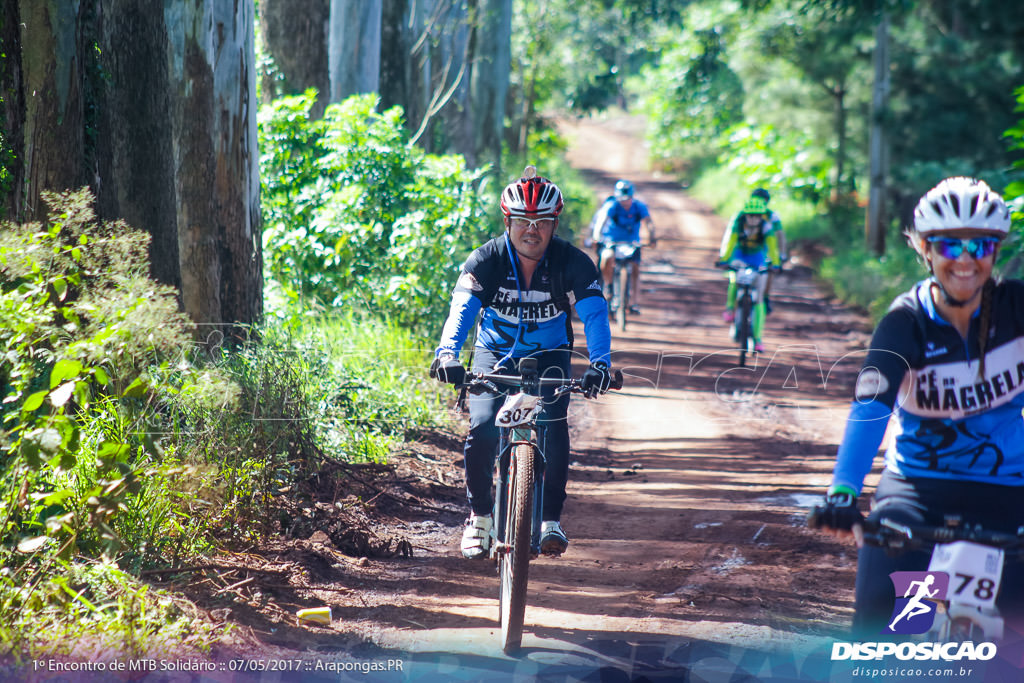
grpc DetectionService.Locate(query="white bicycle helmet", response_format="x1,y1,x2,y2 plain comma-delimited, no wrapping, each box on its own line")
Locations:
913,176,1010,235
500,165,564,218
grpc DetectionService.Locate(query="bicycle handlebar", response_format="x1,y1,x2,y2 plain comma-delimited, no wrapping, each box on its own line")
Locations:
807,504,1024,552
714,261,773,273
458,369,624,394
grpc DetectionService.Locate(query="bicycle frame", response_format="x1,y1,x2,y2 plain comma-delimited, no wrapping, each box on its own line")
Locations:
458,357,623,654
724,263,769,366
493,421,545,557
604,242,639,332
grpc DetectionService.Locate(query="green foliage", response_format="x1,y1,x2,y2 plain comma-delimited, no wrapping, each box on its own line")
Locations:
0,557,218,660
259,91,492,336
722,123,833,204
638,22,745,168
819,241,922,320
0,189,222,657
156,312,445,542
1000,84,1024,279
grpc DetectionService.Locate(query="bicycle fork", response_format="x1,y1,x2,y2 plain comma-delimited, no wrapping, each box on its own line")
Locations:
492,427,546,559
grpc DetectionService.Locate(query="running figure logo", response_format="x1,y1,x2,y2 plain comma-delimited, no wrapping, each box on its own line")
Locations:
885,571,950,634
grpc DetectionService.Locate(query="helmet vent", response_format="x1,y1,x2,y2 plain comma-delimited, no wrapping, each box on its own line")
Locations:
949,194,960,216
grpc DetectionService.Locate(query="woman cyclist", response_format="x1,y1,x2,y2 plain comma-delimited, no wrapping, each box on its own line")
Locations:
811,176,1024,638
717,196,781,353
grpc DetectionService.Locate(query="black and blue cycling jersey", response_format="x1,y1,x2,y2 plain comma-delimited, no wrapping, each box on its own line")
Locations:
832,278,1024,493
436,235,611,365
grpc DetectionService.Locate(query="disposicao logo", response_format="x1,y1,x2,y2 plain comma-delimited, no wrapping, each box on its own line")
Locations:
885,571,949,635
829,570,998,663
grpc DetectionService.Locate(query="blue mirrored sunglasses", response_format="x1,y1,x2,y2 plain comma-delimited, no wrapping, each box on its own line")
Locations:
926,236,1000,260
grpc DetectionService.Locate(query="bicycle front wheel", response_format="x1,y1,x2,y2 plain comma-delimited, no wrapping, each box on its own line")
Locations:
736,292,752,366
499,443,535,654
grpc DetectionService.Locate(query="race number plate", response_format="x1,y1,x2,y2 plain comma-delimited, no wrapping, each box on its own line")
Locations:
735,269,758,286
495,392,543,427
928,541,1005,609
614,243,638,260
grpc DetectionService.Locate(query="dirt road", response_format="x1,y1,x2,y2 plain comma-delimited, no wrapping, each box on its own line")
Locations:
149,116,887,683
211,116,882,681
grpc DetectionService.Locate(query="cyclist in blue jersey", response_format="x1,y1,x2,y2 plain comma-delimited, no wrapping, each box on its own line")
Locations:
589,180,657,314
811,177,1024,638
430,166,614,559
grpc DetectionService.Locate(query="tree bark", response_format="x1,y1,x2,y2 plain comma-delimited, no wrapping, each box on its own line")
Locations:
328,0,381,102
94,1,180,289
259,0,330,117
0,1,26,220
18,0,90,221
165,1,262,336
4,0,262,333
865,12,889,256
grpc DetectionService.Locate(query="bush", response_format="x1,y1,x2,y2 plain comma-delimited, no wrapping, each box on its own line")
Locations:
259,91,493,338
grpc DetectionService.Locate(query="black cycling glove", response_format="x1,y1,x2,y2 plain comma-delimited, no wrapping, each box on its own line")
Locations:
809,486,864,531
429,353,466,386
581,361,612,398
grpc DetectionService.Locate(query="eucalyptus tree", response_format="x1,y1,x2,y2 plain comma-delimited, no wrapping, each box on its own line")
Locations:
2,1,263,332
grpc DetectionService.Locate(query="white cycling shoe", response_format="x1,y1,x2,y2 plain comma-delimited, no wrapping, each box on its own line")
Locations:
461,513,492,559
540,521,569,556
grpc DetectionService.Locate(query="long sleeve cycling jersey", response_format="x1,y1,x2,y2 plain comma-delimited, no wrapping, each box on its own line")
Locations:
719,212,781,265
436,235,611,366
831,278,1024,494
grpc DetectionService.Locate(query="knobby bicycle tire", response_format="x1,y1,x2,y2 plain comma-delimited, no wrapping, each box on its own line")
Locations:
736,292,753,365
499,443,535,654
616,264,629,331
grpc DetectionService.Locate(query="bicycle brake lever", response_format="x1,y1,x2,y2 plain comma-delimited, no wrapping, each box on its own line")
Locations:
467,379,499,395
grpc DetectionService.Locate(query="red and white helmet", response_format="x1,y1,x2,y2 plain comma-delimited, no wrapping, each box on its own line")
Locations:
913,176,1010,235
500,166,564,218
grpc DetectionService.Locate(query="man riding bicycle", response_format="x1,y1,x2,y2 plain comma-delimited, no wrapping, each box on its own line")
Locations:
430,166,614,560
589,180,657,314
717,196,781,353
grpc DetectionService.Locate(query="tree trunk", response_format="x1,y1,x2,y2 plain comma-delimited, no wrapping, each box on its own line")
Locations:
5,0,262,333
865,13,889,256
831,84,847,199
328,0,381,102
466,0,510,171
18,0,90,221
0,1,26,220
94,1,180,289
259,0,330,117
165,2,262,336
380,0,413,118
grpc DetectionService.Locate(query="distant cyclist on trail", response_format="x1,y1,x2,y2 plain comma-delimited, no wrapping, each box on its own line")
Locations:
809,176,1024,638
716,196,781,353
751,187,786,312
588,179,657,314
430,166,614,560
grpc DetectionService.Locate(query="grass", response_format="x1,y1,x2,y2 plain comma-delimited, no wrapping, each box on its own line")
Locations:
0,304,450,661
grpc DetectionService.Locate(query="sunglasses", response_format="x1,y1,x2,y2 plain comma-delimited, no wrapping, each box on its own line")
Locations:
926,236,1000,260
510,216,555,231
